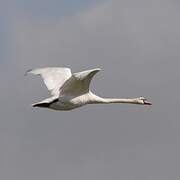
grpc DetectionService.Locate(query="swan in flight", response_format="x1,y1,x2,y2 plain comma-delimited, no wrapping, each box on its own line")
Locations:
26,67,152,111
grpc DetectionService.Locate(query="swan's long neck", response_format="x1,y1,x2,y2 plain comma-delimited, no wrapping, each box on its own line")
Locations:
96,97,139,104
89,93,139,105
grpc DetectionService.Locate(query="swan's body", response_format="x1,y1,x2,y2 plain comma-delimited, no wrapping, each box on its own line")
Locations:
26,67,151,111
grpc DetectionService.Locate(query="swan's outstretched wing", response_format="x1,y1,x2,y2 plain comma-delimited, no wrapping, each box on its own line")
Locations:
26,67,72,96
60,68,101,96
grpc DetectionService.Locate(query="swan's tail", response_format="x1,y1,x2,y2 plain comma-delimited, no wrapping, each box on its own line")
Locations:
32,102,51,108
32,96,58,108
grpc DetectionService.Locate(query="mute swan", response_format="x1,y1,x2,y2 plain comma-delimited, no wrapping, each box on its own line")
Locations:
26,67,152,111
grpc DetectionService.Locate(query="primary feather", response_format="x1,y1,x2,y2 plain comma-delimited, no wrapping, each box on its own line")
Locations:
26,67,72,96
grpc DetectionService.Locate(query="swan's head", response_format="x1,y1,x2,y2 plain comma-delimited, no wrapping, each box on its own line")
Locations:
136,97,152,105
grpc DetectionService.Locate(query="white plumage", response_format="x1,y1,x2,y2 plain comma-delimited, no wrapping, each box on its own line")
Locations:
26,67,151,111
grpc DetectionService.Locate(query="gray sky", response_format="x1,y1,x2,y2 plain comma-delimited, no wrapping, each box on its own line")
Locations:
1,0,180,179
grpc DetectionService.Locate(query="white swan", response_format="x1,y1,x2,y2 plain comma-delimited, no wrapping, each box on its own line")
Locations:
26,67,152,111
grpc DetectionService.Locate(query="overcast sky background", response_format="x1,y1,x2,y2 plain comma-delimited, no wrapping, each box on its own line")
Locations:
1,0,180,179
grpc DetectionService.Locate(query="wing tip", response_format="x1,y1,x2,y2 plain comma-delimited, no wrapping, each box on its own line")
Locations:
97,68,102,72
94,68,101,71
31,103,37,107
92,68,102,74
24,69,33,76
